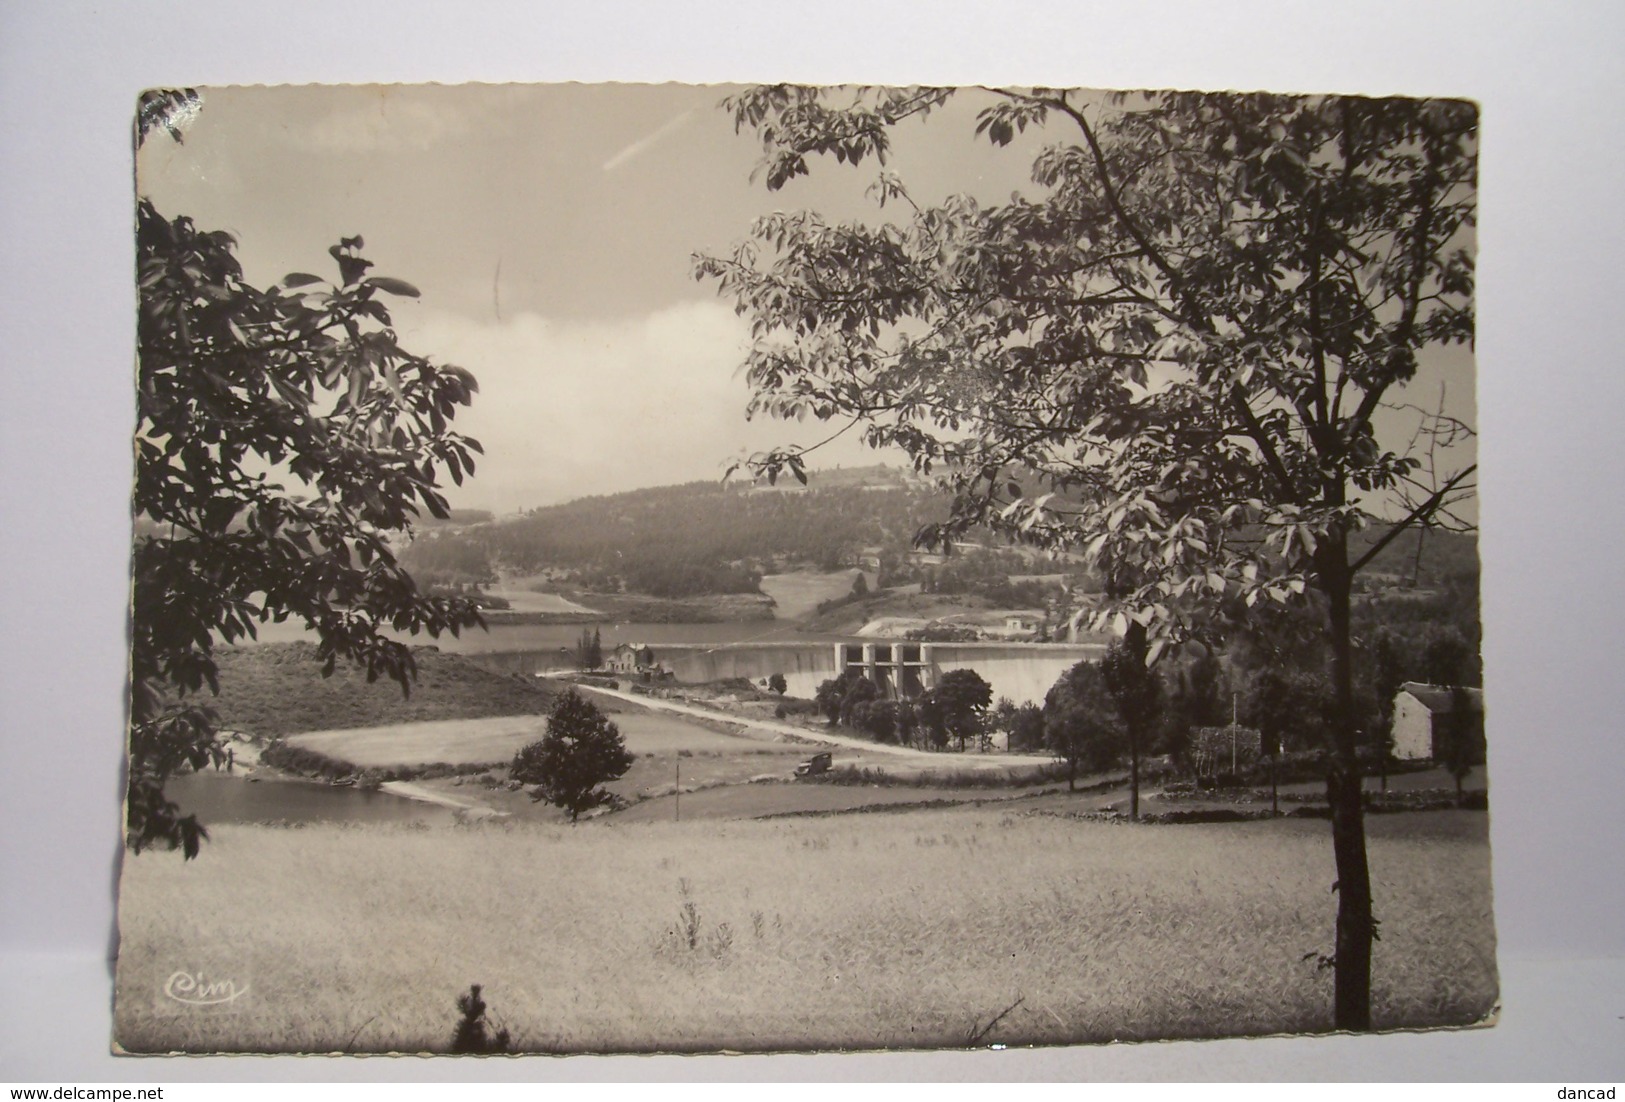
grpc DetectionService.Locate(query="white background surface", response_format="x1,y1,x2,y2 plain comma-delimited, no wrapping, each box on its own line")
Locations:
2,0,1622,1081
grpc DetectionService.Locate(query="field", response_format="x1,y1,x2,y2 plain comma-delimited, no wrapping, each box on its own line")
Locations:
758,569,868,620
112,807,1496,1054
285,710,770,768
207,644,555,738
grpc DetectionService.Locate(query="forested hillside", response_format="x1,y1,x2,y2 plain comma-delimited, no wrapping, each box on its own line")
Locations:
396,464,1479,617
402,466,950,598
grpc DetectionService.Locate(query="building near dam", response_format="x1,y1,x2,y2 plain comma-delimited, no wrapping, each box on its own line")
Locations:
467,638,1107,708
620,640,1105,707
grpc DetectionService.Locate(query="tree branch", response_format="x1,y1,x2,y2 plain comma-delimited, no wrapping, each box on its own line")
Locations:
1350,464,1477,575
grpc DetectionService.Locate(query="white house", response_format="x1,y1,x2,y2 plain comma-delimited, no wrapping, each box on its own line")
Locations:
607,643,658,676
1391,683,1485,761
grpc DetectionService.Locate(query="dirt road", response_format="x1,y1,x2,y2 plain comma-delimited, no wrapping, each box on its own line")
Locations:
577,683,1059,769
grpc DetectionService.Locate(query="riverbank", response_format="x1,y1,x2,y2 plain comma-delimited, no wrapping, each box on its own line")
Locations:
485,590,776,625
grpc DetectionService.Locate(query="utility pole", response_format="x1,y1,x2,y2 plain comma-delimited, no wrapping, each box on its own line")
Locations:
675,759,681,823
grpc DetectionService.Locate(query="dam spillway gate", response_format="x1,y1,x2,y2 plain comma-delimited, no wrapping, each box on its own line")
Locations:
836,642,930,698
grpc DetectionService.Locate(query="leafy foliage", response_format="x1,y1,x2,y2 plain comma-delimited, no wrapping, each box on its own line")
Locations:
838,673,882,727
511,690,634,821
991,697,1047,752
576,627,603,672
398,531,499,591
931,668,994,751
1043,661,1121,788
699,85,1478,1031
1242,666,1332,757
1439,685,1483,803
455,468,945,596
699,88,1476,658
130,198,484,857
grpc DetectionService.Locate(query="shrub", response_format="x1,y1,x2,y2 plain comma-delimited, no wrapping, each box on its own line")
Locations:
450,985,512,1055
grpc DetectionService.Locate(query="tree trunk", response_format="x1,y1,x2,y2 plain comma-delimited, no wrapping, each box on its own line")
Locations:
1129,738,1140,821
1323,539,1375,1032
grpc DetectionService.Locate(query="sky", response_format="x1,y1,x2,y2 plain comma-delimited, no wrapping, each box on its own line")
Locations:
136,83,1476,517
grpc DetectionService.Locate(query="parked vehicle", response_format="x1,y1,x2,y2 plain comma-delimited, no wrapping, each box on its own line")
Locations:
794,752,833,778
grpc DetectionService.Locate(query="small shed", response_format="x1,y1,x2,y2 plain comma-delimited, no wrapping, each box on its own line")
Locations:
1391,683,1485,762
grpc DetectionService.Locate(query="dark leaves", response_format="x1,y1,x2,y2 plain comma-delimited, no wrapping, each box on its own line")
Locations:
368,276,422,299
130,202,485,857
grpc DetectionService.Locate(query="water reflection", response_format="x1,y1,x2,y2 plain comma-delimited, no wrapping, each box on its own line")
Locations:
165,770,459,826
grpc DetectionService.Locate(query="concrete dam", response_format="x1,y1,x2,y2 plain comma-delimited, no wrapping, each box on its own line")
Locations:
471,640,1107,708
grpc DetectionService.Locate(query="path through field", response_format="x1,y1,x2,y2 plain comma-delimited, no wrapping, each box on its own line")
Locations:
579,683,1059,768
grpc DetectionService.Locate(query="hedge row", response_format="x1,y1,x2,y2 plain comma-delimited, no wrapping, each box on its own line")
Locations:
259,741,503,785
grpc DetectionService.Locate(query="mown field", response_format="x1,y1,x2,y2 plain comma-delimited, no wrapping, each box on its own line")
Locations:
113,807,1496,1054
286,711,765,769
758,569,868,620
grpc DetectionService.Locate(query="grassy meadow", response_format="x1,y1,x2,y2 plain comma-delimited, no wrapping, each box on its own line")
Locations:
209,643,554,738
285,710,767,769
113,807,1496,1054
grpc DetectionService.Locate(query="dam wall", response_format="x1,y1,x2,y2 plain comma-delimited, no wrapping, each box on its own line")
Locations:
463,648,576,679
927,643,1107,707
657,643,837,700
468,640,1106,708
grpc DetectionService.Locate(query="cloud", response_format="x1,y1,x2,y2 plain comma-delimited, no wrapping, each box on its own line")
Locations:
398,301,815,512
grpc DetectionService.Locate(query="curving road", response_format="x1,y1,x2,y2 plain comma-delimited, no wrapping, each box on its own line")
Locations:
575,683,1060,769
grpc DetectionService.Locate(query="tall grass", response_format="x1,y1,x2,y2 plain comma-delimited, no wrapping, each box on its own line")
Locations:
113,810,1495,1054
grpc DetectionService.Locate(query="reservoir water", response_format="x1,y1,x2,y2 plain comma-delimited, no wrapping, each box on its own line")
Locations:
164,771,458,826
242,617,858,653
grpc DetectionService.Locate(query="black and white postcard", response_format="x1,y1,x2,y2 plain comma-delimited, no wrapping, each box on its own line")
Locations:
116,83,1492,1054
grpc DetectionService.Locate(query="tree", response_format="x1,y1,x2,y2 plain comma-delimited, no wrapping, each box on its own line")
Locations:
992,695,1049,752
1101,636,1162,820
838,673,881,727
130,187,483,859
991,697,1019,736
1367,626,1409,790
814,671,859,724
895,699,919,747
1423,626,1475,688
1170,649,1228,731
1006,701,1047,753
1440,685,1481,806
1243,666,1330,814
511,689,634,821
699,85,1476,1031
851,698,901,743
1043,661,1121,790
914,690,949,750
576,627,603,671
767,672,788,695
1243,667,1330,758
934,668,993,751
